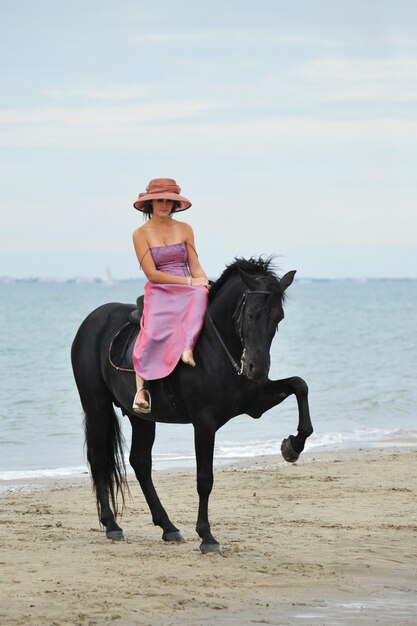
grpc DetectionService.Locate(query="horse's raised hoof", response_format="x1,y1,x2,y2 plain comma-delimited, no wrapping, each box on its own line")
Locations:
281,437,300,463
106,529,125,541
200,541,224,556
162,530,185,543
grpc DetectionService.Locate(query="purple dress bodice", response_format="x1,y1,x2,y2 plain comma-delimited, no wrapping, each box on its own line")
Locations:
150,242,190,277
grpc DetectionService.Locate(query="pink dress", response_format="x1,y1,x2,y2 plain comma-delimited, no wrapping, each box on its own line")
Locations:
132,242,208,380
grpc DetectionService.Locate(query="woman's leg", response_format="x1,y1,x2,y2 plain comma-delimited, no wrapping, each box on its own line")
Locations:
181,287,208,368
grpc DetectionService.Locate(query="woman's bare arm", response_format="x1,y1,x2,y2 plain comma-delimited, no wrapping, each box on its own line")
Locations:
184,224,208,280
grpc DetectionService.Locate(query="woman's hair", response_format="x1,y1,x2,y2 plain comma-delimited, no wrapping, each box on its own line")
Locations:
142,200,181,221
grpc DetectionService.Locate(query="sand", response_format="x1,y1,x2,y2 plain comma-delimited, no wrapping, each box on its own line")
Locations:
1,447,416,625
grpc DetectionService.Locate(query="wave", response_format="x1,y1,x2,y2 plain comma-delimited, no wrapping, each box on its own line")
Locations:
216,428,417,458
0,465,88,481
1,428,416,484
305,428,417,451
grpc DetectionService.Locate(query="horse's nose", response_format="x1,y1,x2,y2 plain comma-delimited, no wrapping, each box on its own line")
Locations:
247,360,269,383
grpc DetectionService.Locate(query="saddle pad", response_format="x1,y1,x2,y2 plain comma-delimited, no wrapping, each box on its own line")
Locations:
109,297,144,372
109,319,139,372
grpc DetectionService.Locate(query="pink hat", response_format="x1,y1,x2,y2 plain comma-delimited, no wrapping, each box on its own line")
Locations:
133,178,192,212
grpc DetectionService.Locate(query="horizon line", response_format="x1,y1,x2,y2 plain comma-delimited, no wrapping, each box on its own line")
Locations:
1,275,416,283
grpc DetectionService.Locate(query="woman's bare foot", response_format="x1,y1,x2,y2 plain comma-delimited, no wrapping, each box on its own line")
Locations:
132,385,151,414
181,349,196,367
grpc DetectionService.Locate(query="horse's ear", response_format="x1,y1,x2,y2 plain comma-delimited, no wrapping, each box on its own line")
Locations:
238,268,262,291
280,270,296,292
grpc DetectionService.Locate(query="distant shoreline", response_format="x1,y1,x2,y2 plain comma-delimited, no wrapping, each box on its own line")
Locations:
1,276,417,284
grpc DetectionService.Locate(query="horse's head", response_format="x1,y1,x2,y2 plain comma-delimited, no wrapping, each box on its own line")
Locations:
236,266,296,383
209,257,296,384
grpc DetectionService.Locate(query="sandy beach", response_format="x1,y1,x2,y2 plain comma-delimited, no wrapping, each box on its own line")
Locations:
1,447,416,625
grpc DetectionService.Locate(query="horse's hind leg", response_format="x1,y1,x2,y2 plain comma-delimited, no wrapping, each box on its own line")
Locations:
129,417,184,543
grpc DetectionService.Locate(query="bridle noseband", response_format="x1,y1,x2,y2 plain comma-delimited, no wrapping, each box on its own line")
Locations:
208,289,270,376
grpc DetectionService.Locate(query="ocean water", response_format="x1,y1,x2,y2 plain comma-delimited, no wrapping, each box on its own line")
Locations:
1,277,416,485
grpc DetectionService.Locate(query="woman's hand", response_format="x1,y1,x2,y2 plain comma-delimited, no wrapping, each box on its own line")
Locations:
191,276,210,288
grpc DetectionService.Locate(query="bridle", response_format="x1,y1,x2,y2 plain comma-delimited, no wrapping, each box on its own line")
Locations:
207,289,270,376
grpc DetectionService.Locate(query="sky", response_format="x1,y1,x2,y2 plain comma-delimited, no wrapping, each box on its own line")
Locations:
0,0,416,279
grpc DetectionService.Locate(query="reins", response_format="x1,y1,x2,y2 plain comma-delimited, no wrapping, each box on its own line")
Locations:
207,289,270,376
207,311,242,374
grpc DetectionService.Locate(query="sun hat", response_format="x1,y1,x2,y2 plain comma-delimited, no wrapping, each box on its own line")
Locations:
133,178,192,212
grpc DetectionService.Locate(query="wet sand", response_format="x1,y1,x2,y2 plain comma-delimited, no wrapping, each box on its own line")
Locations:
1,447,416,625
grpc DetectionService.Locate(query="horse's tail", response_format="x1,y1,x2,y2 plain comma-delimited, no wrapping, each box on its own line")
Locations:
71,312,128,523
71,303,135,535
83,400,128,522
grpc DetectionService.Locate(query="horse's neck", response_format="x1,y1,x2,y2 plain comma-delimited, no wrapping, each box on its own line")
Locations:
209,278,242,342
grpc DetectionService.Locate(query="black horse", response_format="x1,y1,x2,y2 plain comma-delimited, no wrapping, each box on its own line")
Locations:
71,257,313,554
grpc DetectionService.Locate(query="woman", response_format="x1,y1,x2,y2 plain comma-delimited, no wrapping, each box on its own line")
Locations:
131,178,209,414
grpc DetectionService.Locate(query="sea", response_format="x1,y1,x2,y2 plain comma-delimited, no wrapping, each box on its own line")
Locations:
1,277,416,490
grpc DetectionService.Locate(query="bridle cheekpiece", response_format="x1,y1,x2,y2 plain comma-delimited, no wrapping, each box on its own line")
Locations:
208,289,270,376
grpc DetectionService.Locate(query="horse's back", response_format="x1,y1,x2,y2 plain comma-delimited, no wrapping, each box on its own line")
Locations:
71,302,135,368
77,302,134,331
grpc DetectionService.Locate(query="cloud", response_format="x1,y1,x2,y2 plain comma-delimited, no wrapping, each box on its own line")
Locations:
40,55,417,112
0,99,216,128
1,105,416,150
45,84,154,101
388,35,417,48
134,32,212,43
132,28,338,47
1,55,417,148
261,56,417,104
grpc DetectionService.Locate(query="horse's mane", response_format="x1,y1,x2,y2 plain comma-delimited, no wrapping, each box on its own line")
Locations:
209,256,283,301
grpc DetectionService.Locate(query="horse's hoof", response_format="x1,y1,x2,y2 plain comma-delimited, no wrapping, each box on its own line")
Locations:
162,530,185,543
281,437,300,463
106,529,125,541
200,542,224,556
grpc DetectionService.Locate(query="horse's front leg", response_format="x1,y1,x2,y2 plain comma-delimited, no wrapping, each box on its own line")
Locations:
129,417,184,543
194,419,223,555
250,376,313,463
